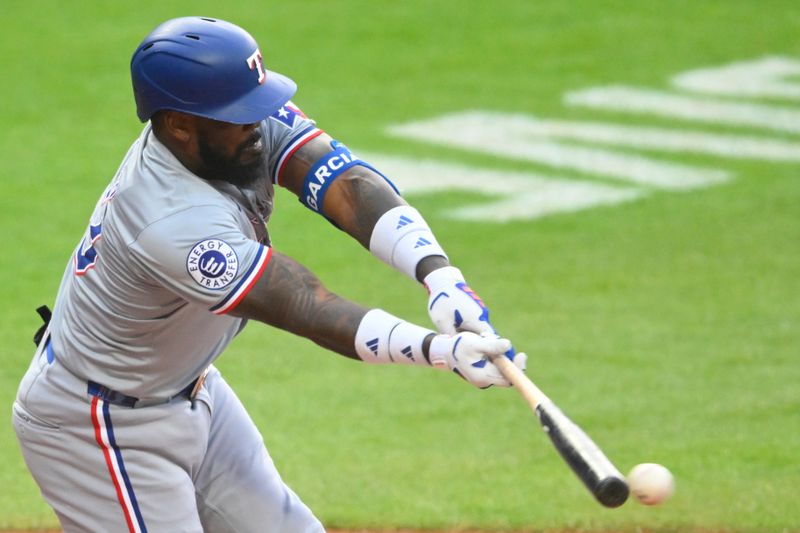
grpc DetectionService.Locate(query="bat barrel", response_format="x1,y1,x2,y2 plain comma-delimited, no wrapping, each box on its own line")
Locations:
535,401,629,508
594,476,630,508
491,356,628,507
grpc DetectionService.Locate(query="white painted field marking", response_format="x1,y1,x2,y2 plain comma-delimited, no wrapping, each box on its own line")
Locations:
388,113,729,189
372,57,800,223
395,111,800,162
673,56,800,101
360,152,642,221
565,86,800,134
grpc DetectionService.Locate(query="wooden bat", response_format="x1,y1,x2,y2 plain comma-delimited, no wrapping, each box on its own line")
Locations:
492,355,629,508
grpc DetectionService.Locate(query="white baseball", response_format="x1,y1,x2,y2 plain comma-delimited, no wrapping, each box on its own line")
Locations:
627,463,675,505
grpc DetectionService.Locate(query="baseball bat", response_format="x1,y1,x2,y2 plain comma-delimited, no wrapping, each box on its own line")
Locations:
492,355,629,508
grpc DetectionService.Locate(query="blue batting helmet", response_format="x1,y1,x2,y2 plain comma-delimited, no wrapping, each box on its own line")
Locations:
131,17,296,124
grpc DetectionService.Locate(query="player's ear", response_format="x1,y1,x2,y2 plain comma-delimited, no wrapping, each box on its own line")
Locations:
161,110,194,143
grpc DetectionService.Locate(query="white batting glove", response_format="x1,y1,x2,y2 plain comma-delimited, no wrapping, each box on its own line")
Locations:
424,266,525,372
428,332,528,389
425,266,494,335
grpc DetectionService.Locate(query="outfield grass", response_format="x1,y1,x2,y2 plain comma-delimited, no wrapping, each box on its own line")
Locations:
1,1,799,531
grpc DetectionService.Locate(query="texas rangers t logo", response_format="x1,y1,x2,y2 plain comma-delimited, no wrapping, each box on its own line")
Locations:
247,49,266,84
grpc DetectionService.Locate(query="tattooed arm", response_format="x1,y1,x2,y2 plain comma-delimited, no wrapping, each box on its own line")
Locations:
234,133,446,356
232,251,370,359
229,249,517,388
261,134,523,374
279,133,449,282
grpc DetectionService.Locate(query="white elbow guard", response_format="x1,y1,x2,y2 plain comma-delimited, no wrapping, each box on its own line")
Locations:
354,309,433,365
369,205,447,280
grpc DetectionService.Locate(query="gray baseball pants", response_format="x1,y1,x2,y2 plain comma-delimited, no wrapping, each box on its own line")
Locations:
13,343,324,532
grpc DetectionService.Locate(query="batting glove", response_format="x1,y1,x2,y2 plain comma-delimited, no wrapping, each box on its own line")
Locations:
424,266,524,368
425,266,494,335
428,332,528,389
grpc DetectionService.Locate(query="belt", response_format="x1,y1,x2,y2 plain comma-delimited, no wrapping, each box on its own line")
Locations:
87,367,210,408
41,333,210,409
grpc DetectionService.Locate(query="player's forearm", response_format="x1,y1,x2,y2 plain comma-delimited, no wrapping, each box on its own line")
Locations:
322,168,405,248
280,134,450,282
324,173,452,281
280,137,507,340
231,252,516,387
232,252,367,358
280,132,404,248
284,149,416,259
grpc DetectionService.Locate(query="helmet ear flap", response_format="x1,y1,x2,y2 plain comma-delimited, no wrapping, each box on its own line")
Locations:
130,17,296,124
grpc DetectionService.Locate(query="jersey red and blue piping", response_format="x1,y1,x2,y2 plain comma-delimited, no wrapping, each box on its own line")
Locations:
210,245,272,315
272,126,324,186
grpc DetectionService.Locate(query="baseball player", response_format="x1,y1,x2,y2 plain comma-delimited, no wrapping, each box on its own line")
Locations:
13,17,526,533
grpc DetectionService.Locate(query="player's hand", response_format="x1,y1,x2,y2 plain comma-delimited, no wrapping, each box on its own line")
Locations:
428,332,528,388
425,266,494,335
424,266,524,369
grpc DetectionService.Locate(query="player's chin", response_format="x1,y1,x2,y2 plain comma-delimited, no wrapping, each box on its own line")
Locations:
228,157,267,187
239,145,265,166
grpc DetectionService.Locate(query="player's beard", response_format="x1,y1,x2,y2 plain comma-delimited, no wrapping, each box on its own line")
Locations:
196,130,267,188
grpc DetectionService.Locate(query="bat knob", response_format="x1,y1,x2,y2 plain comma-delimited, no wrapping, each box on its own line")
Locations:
595,476,629,508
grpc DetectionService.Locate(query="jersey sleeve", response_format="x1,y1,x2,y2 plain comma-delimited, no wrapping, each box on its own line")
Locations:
128,205,271,315
263,100,324,186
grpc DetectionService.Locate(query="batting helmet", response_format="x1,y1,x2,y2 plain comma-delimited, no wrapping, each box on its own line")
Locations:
131,17,296,124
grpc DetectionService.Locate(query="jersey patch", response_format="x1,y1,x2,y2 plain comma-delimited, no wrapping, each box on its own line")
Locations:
269,105,300,128
186,239,239,290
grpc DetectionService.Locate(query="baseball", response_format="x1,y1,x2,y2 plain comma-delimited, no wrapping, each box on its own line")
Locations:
627,463,675,505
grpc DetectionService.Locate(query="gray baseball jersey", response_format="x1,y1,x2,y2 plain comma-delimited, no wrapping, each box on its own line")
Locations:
14,102,328,532
50,102,321,400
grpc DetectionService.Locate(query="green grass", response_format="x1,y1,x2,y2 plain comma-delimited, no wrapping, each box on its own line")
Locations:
2,1,799,531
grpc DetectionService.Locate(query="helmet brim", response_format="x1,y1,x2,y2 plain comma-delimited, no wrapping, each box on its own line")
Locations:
197,69,297,125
